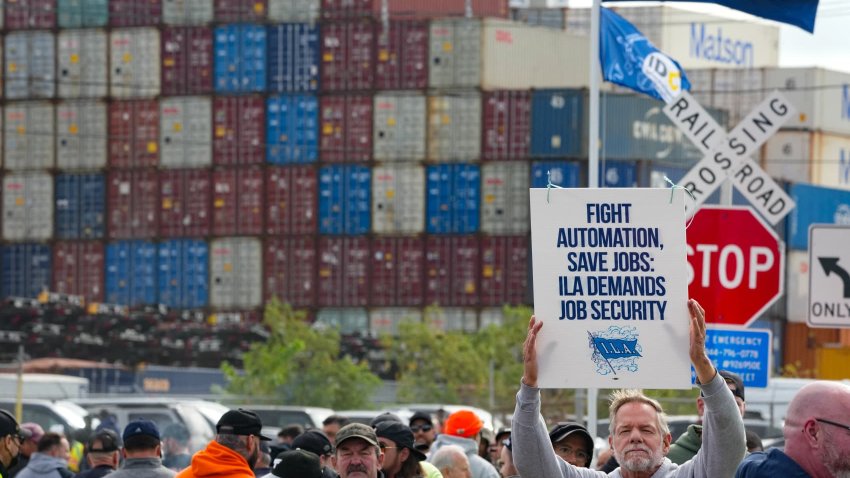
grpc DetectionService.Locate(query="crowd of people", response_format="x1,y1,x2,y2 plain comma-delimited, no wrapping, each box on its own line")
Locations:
1,300,848,478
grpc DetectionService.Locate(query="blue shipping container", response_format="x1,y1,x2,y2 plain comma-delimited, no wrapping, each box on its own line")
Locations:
267,23,320,92
136,365,227,395
214,24,267,93
106,241,157,306
599,161,638,188
787,183,850,250
319,165,371,234
1,244,51,299
158,239,208,309
426,164,480,234
57,0,108,27
530,89,585,158
55,174,105,240
267,94,319,164
531,161,581,188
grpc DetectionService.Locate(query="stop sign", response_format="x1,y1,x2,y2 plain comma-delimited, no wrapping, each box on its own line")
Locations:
686,206,784,326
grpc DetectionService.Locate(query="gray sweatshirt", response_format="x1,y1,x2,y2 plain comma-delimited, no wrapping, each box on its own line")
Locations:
108,457,176,478
512,372,745,478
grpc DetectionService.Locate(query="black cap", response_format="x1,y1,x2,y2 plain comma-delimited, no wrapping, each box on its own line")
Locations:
408,411,433,427
375,421,427,461
292,429,333,457
370,412,402,428
89,429,121,453
495,427,511,443
216,409,272,441
548,422,594,467
0,409,22,439
123,419,161,441
272,450,322,478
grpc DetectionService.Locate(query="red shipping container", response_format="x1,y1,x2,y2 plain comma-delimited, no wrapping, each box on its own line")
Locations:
108,100,159,169
480,236,529,306
5,0,55,29
264,237,316,307
53,241,105,302
321,0,508,20
214,0,266,21
109,0,161,26
159,169,212,237
212,166,264,236
425,236,479,306
265,166,317,235
321,21,375,92
319,95,372,163
161,27,213,96
375,21,428,90
107,169,159,239
481,90,531,161
371,236,424,306
318,236,369,307
213,96,265,165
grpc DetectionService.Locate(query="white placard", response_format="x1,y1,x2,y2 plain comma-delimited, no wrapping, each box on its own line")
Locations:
808,225,850,328
530,188,691,389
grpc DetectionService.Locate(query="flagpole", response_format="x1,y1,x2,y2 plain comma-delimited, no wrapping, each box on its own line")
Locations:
589,0,601,188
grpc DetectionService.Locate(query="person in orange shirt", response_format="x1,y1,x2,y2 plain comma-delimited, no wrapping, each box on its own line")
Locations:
176,409,272,478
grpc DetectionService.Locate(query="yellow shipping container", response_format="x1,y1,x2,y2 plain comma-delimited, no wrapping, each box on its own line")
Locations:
816,347,850,380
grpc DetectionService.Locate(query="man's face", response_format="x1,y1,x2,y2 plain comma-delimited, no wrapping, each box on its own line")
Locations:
57,438,71,461
377,438,406,475
333,438,383,478
609,402,670,474
324,423,342,445
821,423,850,478
553,434,591,467
20,437,37,457
246,436,260,469
498,446,515,477
410,419,436,448
1,433,22,466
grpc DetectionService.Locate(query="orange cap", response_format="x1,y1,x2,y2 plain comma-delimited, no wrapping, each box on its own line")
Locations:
443,410,483,438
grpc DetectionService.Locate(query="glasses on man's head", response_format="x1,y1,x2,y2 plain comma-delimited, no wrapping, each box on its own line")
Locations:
410,425,432,433
816,418,850,433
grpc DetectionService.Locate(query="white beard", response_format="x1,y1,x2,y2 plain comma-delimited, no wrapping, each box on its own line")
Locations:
823,437,850,478
614,444,665,473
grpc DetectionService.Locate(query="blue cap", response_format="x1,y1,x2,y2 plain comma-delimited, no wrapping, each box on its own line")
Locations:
123,419,161,441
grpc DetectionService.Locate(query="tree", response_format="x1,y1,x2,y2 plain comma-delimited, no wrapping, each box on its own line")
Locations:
221,299,381,409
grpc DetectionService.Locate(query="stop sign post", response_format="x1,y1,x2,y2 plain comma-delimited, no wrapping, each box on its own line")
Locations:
686,206,785,327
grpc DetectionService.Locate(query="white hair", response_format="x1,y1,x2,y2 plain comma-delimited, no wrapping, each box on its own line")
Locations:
431,445,468,472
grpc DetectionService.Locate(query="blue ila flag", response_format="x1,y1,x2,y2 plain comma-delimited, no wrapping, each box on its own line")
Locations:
600,7,691,103
592,337,642,360
610,0,819,33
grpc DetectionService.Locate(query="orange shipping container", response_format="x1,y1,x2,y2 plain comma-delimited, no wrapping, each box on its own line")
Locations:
783,322,840,376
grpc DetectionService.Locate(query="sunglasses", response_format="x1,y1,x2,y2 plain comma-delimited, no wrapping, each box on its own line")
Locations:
410,425,433,433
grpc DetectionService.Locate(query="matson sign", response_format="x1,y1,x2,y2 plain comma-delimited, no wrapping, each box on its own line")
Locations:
686,206,785,327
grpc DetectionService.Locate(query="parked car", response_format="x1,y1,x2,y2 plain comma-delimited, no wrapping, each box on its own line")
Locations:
236,405,334,430
335,409,415,426
0,398,91,440
71,397,225,452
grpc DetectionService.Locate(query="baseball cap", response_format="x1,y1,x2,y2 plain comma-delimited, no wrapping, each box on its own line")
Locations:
697,370,745,401
123,419,161,441
0,409,22,439
21,423,44,443
272,450,322,478
334,423,379,448
216,408,272,441
89,429,121,453
292,429,333,457
375,421,426,461
370,412,402,428
443,410,483,439
408,411,433,427
495,427,511,444
548,422,594,465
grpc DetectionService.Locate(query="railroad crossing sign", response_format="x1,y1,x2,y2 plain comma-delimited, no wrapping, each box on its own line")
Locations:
808,225,850,328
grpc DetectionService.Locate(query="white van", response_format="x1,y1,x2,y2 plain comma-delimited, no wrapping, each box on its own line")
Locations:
745,377,850,429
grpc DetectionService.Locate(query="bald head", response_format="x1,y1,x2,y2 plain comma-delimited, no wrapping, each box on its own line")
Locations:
783,381,850,478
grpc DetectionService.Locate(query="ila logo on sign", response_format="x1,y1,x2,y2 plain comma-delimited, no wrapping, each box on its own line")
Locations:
690,23,754,67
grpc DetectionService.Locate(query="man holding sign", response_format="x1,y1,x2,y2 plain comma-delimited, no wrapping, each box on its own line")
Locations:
512,299,745,478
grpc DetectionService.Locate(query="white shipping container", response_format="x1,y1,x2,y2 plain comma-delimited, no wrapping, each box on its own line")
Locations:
764,67,850,136
5,31,55,99
4,102,55,171
427,91,481,162
429,19,481,89
268,0,318,22
210,237,262,309
763,130,850,190
3,172,53,241
369,308,422,336
424,307,478,333
315,308,369,335
786,251,809,323
372,164,425,234
57,101,108,170
110,28,161,98
481,162,530,234
481,19,592,90
373,92,426,162
163,0,213,25
58,30,108,99
160,96,212,168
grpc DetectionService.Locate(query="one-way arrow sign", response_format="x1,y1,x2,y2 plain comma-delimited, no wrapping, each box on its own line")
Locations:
809,225,850,328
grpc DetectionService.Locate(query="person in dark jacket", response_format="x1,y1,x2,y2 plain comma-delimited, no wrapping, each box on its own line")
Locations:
8,423,44,478
15,432,72,478
74,429,120,478
0,411,27,478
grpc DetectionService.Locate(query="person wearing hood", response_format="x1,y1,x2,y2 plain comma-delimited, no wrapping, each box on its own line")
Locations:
176,409,270,478
15,432,72,478
427,411,498,478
